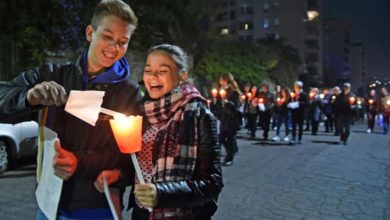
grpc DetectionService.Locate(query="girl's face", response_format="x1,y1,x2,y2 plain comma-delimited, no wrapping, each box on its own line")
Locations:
143,51,180,99
219,78,228,87
251,86,257,93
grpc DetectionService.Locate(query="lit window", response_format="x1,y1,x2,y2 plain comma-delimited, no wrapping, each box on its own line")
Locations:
240,21,253,30
221,28,229,35
263,19,269,29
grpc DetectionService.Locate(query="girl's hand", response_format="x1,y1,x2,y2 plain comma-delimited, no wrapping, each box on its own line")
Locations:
134,183,157,208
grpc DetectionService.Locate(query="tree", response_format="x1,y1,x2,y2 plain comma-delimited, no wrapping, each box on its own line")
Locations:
257,36,301,87
0,0,92,75
194,40,277,86
130,0,211,55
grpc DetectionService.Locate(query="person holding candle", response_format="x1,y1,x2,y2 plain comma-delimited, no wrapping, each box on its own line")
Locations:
212,73,242,166
117,44,223,219
333,83,356,145
247,85,260,139
288,81,308,145
242,83,252,130
331,86,342,136
308,88,324,136
272,87,291,142
0,1,141,219
257,82,275,141
322,88,334,133
377,87,390,134
365,89,377,133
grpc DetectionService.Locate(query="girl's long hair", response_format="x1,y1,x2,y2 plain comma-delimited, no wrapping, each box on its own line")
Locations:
220,73,242,95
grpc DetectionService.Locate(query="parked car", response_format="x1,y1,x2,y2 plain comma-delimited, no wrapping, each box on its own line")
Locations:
0,121,38,174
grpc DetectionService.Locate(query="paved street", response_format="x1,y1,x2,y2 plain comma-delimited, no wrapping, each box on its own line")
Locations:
1,122,389,219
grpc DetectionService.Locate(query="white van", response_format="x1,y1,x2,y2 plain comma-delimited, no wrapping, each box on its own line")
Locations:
0,121,38,174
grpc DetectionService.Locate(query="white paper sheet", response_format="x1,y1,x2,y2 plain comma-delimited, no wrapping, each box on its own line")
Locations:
258,103,266,112
35,128,63,220
287,101,300,109
65,90,105,126
103,176,122,220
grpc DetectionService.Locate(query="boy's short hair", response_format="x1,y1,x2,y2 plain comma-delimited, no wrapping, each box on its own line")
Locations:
343,83,351,88
295,81,303,88
91,0,138,30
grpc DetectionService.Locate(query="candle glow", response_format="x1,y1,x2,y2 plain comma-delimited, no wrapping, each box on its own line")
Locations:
211,88,218,98
349,97,356,105
219,89,227,99
110,115,142,154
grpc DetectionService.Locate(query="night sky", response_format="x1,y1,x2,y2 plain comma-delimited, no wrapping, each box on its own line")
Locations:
323,0,390,79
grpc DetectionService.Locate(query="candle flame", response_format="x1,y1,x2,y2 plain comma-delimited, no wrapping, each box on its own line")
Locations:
110,115,143,154
211,88,218,97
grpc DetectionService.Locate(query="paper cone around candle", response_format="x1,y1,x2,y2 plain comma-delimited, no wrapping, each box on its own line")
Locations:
65,90,126,126
110,115,142,154
65,90,105,126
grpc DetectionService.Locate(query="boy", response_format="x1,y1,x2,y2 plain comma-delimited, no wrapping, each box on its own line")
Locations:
0,0,140,219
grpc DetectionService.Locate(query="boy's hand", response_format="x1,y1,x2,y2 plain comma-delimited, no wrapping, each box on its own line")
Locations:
27,81,67,106
53,140,77,180
134,183,158,208
94,169,121,193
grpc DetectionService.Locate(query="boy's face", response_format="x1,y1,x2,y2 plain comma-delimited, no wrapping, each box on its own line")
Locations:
86,15,134,73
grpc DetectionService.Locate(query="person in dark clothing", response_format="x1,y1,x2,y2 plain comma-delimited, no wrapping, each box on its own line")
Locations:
377,87,390,134
211,73,242,166
272,86,291,142
333,83,356,145
97,44,223,220
246,86,259,138
365,89,377,133
308,88,324,135
331,86,342,136
322,88,334,133
0,1,141,219
258,82,274,140
242,83,251,130
288,81,308,145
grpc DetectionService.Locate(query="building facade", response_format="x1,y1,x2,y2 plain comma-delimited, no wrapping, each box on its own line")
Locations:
209,0,323,87
349,43,366,95
322,19,352,87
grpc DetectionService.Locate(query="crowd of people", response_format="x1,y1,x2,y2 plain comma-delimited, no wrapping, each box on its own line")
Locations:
209,76,390,166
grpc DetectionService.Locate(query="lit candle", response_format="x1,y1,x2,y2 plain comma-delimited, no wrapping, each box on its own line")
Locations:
211,88,218,98
219,89,227,99
332,95,336,100
277,97,283,105
309,92,315,99
247,92,252,99
349,97,356,105
241,94,246,101
357,100,362,105
368,99,374,105
110,115,142,154
386,99,390,106
319,93,325,99
290,92,296,99
109,115,148,205
258,98,264,104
